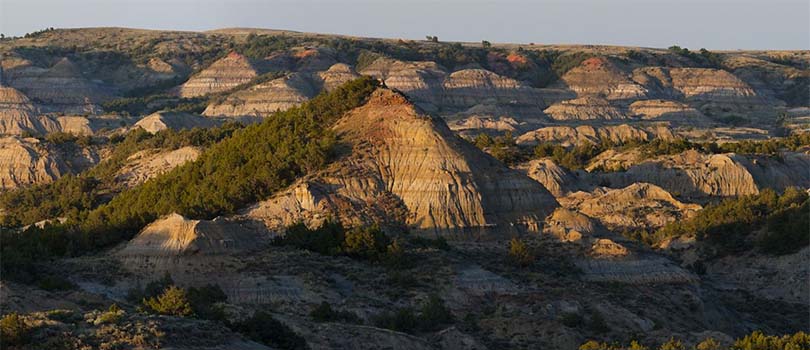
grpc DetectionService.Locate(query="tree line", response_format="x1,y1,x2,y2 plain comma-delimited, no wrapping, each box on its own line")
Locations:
0,77,380,283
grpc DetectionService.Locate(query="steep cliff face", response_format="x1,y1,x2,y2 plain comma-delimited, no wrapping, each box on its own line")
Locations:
177,52,259,98
0,137,68,190
561,183,701,231
115,147,201,187
246,89,558,237
556,57,648,101
133,111,218,133
516,124,671,147
202,73,317,118
3,58,109,114
543,96,627,121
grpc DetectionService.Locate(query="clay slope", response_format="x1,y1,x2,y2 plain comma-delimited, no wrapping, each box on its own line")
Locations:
517,158,578,197
556,57,648,101
55,115,133,136
0,85,60,135
723,54,809,107
203,73,317,118
633,67,770,115
317,63,360,91
0,137,68,190
669,68,765,108
203,64,359,118
358,57,447,111
117,213,267,257
602,150,810,199
360,57,571,129
3,58,110,114
516,124,673,147
561,183,701,231
134,111,218,133
543,96,627,121
246,89,558,237
441,68,546,115
177,52,259,98
628,99,709,123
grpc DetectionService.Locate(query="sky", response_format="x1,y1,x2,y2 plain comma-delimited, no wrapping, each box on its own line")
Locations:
1,0,808,50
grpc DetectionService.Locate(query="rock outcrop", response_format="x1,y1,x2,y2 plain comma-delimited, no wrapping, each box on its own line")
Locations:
203,74,316,118
517,158,578,197
556,57,648,101
628,99,707,122
0,86,60,135
602,150,810,200
359,57,447,111
585,148,645,172
737,152,810,190
590,238,630,258
544,207,599,242
561,183,701,231
117,213,268,257
441,68,546,116
246,89,558,237
543,97,627,121
446,114,523,134
633,67,769,116
55,115,132,135
3,58,109,114
669,68,764,111
604,150,758,199
0,137,68,190
516,124,671,147
115,147,201,187
133,111,218,133
177,52,259,98
723,54,808,107
317,63,360,91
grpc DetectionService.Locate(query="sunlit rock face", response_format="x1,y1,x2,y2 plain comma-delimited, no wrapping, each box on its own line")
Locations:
177,52,259,98
246,89,558,237
516,124,672,147
202,73,317,118
0,137,68,190
543,96,627,121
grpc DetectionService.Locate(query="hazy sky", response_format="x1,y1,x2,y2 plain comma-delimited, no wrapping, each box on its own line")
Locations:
1,0,808,50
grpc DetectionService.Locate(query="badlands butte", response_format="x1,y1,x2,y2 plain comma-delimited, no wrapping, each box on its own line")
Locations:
0,27,809,350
